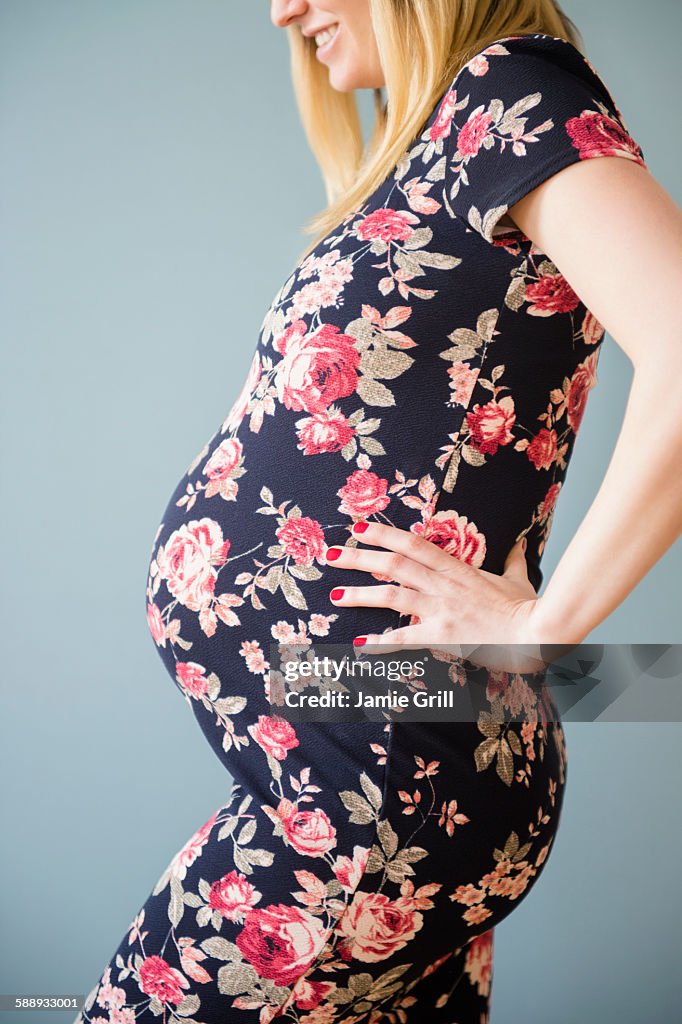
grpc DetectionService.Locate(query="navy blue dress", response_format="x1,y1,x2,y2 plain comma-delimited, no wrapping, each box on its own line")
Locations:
74,34,646,1023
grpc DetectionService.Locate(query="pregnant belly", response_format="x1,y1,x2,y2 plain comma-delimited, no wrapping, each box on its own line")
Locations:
144,331,547,717
144,406,418,710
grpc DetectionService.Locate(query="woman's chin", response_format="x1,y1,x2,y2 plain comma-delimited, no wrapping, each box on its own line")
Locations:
327,64,373,93
327,65,356,93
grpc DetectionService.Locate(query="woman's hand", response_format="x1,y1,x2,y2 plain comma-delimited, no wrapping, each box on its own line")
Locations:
324,520,553,675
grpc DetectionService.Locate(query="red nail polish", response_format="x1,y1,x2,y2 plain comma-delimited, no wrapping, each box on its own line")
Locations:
353,521,369,534
326,547,342,561
353,636,367,646
330,588,345,601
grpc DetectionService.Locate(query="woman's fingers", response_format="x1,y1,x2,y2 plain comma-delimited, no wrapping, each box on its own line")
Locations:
350,520,465,574
330,582,434,618
325,531,470,592
353,623,431,653
325,543,430,590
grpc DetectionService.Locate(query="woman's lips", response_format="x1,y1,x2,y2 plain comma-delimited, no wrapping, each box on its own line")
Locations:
315,24,341,61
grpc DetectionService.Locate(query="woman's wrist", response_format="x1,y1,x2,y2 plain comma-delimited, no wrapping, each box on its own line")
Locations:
528,594,589,649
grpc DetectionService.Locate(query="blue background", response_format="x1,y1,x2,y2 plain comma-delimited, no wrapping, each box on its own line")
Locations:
1,1,680,1020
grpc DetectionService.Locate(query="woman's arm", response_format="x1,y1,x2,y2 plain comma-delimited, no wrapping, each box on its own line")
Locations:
324,156,682,661
509,156,682,644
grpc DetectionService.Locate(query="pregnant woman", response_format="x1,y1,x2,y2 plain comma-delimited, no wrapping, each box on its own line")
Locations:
74,1,682,1022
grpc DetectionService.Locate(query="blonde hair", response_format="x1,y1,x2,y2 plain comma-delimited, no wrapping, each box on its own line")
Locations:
286,0,583,261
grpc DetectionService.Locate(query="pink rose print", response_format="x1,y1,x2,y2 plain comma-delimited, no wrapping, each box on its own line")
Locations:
333,845,371,890
276,516,326,566
486,670,511,703
276,798,338,857
296,409,355,455
466,397,516,455
429,89,459,142
582,309,605,345
356,208,419,243
457,108,493,157
156,518,230,612
566,109,645,165
540,482,562,518
411,509,486,568
175,661,209,699
526,428,558,470
248,715,300,760
169,812,218,881
274,320,360,414
468,54,489,76
336,891,424,963
235,903,327,986
208,870,262,923
202,438,244,499
138,955,190,1005
293,979,335,1012
525,273,580,316
146,602,166,647
567,354,598,432
337,469,390,519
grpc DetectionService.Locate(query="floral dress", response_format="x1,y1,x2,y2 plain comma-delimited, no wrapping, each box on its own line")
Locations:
74,33,646,1024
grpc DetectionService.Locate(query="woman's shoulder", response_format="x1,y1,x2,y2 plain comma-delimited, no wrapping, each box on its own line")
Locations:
447,33,627,128
425,32,646,246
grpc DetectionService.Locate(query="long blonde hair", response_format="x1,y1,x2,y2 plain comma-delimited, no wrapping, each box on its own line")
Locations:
286,0,583,260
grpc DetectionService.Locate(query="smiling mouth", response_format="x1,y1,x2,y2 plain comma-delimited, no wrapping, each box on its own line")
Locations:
314,24,339,48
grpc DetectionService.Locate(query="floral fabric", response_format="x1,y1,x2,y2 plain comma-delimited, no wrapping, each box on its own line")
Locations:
74,33,645,1024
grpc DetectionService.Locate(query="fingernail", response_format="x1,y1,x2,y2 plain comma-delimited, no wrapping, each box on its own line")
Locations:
353,521,369,534
353,636,367,646
326,547,342,561
330,588,345,601
522,537,527,551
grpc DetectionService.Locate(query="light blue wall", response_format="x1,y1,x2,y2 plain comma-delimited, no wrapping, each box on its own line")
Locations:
1,2,680,1021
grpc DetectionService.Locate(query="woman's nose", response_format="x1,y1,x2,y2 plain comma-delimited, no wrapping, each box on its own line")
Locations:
270,0,309,29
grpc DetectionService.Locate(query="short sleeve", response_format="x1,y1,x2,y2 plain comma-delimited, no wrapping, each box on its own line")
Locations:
440,34,648,244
